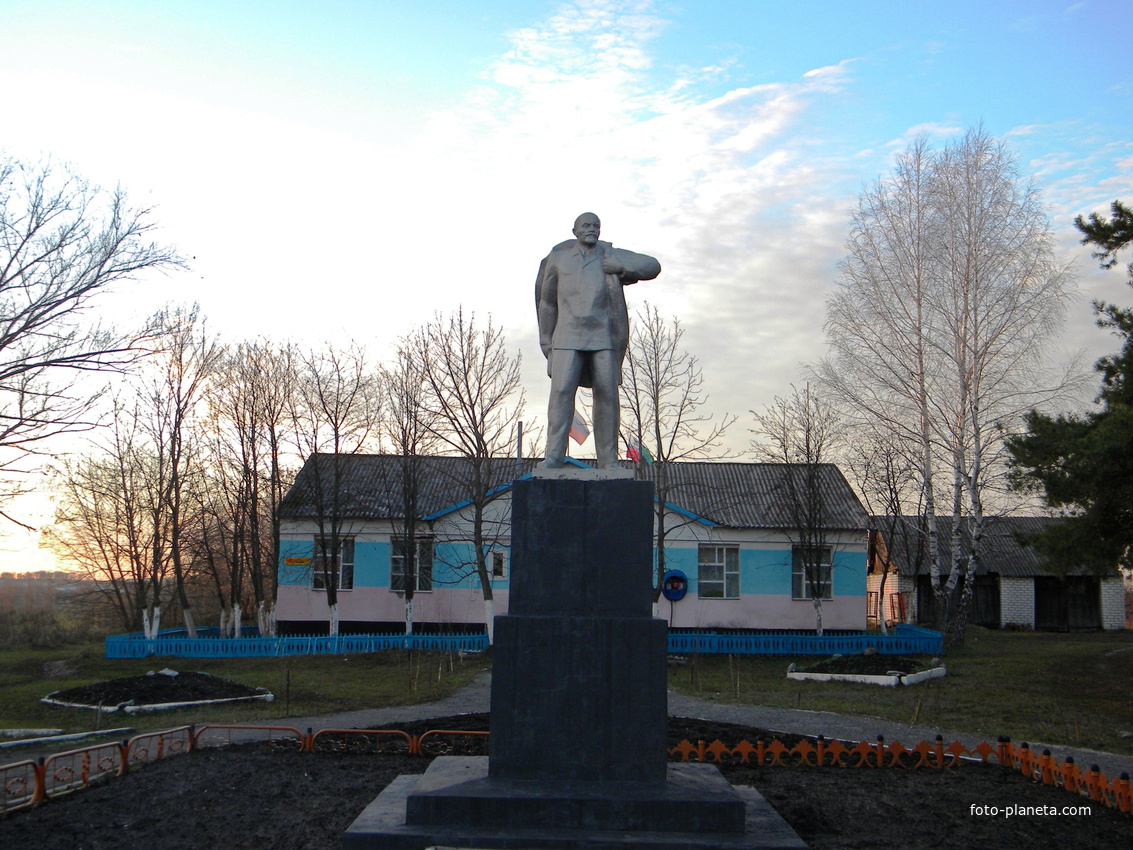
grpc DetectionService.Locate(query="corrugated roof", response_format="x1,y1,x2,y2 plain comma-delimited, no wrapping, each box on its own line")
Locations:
278,454,538,521
635,461,870,530
873,515,1084,578
279,455,870,531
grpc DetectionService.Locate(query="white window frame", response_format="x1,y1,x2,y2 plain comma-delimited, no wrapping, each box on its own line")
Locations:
312,536,354,591
698,545,740,599
391,536,433,592
792,545,833,600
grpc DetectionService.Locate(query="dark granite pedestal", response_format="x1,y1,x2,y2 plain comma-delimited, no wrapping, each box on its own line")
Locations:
344,477,805,850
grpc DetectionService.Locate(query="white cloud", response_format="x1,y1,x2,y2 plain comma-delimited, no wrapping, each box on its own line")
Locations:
32,0,1120,464
380,3,863,451
886,122,964,149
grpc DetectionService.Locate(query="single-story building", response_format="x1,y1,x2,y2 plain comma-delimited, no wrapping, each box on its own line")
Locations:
868,515,1126,631
276,455,872,635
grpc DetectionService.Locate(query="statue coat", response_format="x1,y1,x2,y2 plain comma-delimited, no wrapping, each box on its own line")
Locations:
535,238,661,388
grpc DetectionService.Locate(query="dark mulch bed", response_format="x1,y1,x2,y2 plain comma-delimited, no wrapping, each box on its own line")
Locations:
7,674,1127,848
801,653,936,676
2,712,1128,849
45,671,267,708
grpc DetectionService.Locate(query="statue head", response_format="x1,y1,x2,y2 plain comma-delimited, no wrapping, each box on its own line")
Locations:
572,212,601,246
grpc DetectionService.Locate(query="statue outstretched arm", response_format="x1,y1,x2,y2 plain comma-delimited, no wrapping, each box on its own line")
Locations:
604,247,661,284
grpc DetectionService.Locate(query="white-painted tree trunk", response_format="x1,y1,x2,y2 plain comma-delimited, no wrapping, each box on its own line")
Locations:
258,601,277,637
182,607,196,639
483,598,495,645
233,602,242,639
143,605,162,639
219,609,229,637
404,598,414,635
329,602,340,636
651,601,660,618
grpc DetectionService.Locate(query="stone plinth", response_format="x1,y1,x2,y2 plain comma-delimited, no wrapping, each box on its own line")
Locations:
489,613,669,782
344,757,807,849
344,476,805,850
506,477,655,619
407,759,746,833
489,477,668,783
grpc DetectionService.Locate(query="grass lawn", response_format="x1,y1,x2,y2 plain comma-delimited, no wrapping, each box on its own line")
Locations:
668,626,1133,755
0,643,491,737
2,627,1131,756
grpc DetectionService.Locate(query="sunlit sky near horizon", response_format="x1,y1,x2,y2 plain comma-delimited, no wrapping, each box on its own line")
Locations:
1,0,1131,570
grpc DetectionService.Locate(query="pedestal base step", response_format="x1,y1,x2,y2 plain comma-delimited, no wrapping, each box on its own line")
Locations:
344,757,806,850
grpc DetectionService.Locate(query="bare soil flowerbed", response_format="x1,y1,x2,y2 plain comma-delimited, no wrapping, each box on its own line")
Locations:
43,671,269,709
801,653,933,676
2,712,1129,849
5,675,1128,848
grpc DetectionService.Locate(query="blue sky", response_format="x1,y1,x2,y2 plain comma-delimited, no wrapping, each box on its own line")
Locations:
1,0,1131,563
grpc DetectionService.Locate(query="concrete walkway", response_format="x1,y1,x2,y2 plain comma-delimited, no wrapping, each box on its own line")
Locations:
270,671,1133,781
8,671,1132,782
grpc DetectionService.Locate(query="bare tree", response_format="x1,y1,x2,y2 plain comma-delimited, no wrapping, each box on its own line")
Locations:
930,127,1076,644
203,340,297,636
622,303,736,609
50,306,221,640
289,344,380,635
0,156,183,516
752,384,843,635
418,308,526,644
814,137,946,616
49,406,171,636
814,127,1077,644
188,465,246,636
381,332,439,636
136,305,222,638
846,428,925,633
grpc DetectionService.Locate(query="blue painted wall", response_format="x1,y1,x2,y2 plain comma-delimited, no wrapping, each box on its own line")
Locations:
278,538,510,590
280,539,865,598
661,545,867,599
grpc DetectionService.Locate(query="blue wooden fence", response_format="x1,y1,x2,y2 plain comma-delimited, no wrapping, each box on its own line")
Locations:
667,624,943,656
105,624,942,659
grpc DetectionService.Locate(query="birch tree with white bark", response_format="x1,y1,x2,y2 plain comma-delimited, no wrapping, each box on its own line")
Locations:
814,137,948,617
928,127,1076,643
814,127,1076,644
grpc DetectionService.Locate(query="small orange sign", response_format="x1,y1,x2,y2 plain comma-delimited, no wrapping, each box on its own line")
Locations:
284,557,312,566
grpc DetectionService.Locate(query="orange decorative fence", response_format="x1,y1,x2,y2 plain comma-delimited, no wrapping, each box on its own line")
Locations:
3,727,1129,816
1,726,196,814
669,733,1132,812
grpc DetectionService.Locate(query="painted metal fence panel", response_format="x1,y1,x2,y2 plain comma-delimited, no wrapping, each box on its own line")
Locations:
667,624,943,656
105,631,492,659
106,624,942,659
